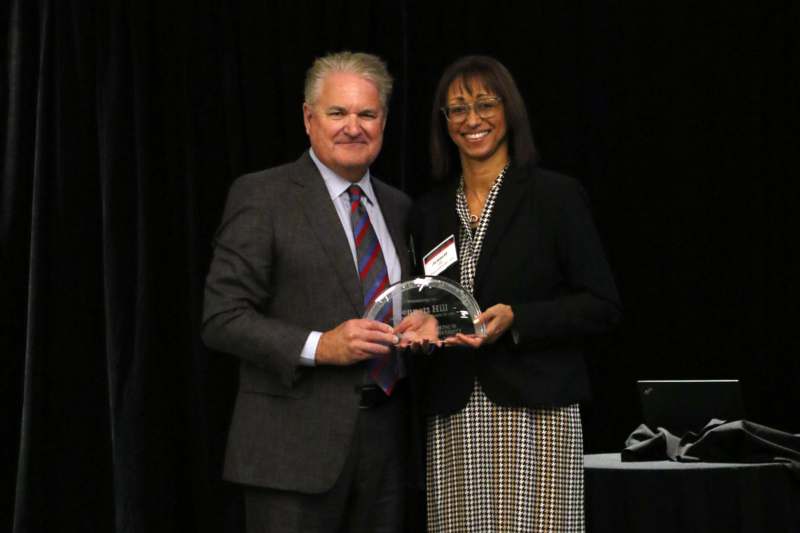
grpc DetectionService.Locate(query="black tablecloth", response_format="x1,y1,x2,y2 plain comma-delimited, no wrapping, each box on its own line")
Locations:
584,453,800,533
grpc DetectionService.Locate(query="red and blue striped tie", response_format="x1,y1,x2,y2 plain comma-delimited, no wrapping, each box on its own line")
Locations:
348,185,400,394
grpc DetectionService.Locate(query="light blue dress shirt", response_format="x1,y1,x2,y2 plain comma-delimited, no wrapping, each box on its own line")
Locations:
299,149,402,365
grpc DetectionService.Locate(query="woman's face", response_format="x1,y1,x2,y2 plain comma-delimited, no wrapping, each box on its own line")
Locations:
444,78,508,165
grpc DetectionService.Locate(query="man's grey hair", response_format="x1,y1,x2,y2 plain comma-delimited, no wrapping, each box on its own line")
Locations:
304,51,393,110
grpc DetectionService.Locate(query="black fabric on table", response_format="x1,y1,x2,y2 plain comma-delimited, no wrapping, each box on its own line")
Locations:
622,419,800,478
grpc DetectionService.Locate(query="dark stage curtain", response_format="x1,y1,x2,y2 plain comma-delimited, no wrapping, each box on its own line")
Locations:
2,1,798,532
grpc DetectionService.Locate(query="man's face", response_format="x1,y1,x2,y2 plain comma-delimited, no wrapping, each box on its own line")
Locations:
303,72,386,182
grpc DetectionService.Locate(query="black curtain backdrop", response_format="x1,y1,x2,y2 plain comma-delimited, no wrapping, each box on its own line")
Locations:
2,1,798,532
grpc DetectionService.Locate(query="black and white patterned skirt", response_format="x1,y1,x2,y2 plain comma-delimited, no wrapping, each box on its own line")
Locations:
426,381,585,533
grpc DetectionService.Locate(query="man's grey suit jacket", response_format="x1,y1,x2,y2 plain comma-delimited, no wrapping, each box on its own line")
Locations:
202,152,412,493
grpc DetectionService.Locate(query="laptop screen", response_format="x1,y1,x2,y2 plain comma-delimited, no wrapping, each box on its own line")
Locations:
637,379,746,435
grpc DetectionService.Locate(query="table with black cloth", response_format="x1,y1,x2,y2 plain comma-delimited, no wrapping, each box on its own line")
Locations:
584,453,800,533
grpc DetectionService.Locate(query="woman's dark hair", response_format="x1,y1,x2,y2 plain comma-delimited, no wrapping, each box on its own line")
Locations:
430,55,538,179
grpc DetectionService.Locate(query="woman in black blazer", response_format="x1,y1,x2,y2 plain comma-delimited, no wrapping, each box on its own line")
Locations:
410,55,621,532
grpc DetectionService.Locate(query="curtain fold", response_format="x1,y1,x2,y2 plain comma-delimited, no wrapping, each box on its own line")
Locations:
4,1,235,531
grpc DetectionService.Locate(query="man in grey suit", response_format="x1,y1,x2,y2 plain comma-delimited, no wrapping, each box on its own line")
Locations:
202,52,412,533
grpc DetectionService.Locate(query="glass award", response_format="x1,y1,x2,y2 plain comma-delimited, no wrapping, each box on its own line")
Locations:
363,276,486,342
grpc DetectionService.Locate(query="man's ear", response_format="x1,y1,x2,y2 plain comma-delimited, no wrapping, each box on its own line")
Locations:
302,102,312,135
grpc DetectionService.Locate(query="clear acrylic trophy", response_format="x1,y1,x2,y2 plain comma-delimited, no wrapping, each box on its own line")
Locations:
363,276,487,343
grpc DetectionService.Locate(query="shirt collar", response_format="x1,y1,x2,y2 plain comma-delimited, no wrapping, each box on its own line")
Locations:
309,148,376,205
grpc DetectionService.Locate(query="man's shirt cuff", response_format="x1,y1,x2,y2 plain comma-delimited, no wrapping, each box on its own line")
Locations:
300,331,322,366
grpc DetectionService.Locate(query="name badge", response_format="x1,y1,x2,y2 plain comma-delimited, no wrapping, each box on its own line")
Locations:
423,235,457,276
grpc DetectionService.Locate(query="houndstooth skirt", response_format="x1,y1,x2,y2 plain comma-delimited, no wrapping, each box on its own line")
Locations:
426,380,585,533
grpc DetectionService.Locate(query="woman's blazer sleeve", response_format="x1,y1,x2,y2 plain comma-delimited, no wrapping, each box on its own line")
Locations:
511,176,622,344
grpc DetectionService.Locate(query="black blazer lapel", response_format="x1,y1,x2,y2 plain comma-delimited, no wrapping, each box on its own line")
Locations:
290,153,364,315
425,181,461,281
473,166,529,292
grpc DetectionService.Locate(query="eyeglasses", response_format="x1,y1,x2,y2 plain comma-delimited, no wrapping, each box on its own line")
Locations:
441,96,503,123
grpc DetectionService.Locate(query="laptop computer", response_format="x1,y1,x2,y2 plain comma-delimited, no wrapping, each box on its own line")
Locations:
637,379,746,435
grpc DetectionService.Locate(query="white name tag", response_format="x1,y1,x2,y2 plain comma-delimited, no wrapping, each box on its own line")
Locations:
423,234,458,276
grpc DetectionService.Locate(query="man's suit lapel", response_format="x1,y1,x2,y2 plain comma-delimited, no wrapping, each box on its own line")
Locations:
290,153,364,315
372,180,411,279
474,165,529,292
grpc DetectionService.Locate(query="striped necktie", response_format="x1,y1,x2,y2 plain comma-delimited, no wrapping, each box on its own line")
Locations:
347,185,401,394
